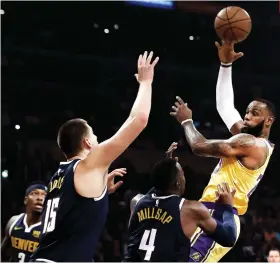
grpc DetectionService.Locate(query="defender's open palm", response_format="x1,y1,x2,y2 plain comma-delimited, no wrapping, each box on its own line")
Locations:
216,182,236,206
135,51,159,84
215,41,243,64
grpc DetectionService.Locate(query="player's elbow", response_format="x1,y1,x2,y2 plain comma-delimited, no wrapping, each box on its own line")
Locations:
134,112,149,129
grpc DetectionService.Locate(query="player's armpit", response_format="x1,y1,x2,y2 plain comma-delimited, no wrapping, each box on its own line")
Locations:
84,114,148,170
197,204,236,247
192,133,256,158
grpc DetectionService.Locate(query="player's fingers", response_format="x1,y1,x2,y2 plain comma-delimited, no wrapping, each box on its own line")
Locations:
175,102,180,108
176,96,185,105
215,191,219,198
113,181,123,191
215,41,221,49
112,172,124,177
231,187,236,196
151,56,159,67
134,74,138,81
138,55,142,68
146,51,153,65
115,168,127,174
235,52,244,60
223,182,230,193
174,157,179,162
217,184,223,193
142,51,148,63
170,112,176,117
172,106,178,111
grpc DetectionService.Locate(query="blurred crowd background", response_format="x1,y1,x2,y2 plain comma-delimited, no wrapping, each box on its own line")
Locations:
1,1,280,262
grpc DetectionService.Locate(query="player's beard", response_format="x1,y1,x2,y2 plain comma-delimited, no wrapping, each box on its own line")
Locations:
241,120,264,137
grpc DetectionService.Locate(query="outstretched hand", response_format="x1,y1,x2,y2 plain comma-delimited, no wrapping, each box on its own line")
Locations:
135,51,159,84
107,168,127,194
170,96,192,123
166,142,178,162
215,41,244,64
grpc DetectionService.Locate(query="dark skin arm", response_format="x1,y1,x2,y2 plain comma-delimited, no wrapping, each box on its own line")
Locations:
181,183,237,246
182,122,256,158
170,96,256,159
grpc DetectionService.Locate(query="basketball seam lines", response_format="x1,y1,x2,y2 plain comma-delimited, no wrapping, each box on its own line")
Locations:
229,27,250,33
215,18,251,30
227,7,242,20
216,7,241,21
225,6,238,43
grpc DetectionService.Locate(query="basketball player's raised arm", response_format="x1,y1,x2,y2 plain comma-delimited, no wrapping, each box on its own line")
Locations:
170,96,255,158
215,41,244,135
85,51,159,168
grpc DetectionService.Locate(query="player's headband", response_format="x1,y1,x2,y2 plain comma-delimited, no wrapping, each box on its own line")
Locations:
26,184,48,196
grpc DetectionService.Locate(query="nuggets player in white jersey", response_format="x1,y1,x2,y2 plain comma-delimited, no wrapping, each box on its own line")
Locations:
170,41,275,261
1,183,47,262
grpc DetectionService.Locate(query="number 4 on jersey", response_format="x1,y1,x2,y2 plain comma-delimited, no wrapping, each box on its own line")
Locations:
43,197,60,233
139,229,157,261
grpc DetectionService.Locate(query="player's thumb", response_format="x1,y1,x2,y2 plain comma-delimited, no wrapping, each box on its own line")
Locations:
134,74,139,81
215,41,221,49
235,52,244,60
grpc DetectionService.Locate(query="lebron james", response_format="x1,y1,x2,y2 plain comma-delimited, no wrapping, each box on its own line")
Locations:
170,41,275,262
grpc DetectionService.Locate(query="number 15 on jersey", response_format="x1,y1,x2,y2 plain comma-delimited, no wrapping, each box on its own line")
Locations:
43,198,60,234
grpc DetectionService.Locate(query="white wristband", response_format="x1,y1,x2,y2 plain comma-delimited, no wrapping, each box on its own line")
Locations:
221,62,232,66
181,119,193,126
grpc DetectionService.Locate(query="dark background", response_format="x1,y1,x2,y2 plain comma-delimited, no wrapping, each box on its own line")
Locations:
1,1,280,261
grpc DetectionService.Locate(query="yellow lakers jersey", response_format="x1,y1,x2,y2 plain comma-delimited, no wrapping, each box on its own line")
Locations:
200,138,273,215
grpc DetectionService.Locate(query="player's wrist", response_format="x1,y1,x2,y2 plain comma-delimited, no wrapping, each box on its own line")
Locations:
181,119,193,126
221,62,232,68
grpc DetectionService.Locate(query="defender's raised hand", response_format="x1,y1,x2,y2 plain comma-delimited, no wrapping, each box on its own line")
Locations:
135,51,159,84
215,41,244,64
170,96,192,123
166,142,178,161
107,168,127,194
215,182,236,206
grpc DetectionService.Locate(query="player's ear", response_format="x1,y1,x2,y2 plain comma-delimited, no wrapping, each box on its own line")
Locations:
84,137,92,149
266,116,274,127
24,196,27,205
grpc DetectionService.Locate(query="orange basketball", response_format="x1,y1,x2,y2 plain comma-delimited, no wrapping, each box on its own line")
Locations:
214,6,252,43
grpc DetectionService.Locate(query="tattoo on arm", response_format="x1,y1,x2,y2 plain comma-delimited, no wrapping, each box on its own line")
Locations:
182,122,256,158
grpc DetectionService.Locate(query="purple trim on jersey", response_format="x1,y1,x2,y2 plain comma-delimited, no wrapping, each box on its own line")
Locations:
189,202,237,262
189,232,215,262
201,202,238,215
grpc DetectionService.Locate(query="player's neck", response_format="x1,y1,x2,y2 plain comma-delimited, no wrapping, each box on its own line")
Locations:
26,212,41,226
259,130,270,139
68,150,89,161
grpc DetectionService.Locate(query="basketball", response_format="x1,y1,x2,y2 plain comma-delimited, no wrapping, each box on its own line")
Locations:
214,6,252,43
